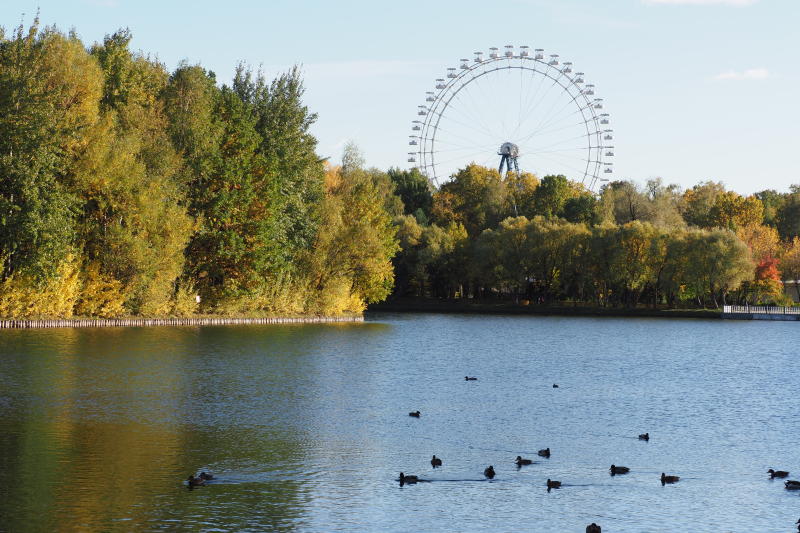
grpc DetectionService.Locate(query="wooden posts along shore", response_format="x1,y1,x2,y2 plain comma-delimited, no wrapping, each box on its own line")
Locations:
0,316,364,329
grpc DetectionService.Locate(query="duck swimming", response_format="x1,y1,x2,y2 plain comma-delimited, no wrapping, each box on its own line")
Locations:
409,411,421,418
484,466,495,479
399,472,419,485
586,523,601,533
610,465,630,475
187,475,205,488
785,480,800,490
638,433,649,441
546,478,561,489
431,455,442,467
199,472,214,481
515,456,532,466
538,448,551,458
661,473,679,484
768,468,789,478
465,376,477,381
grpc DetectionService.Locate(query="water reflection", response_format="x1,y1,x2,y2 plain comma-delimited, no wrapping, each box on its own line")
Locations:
1,317,799,531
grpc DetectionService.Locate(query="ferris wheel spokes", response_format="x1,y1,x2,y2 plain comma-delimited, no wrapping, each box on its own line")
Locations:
409,45,612,188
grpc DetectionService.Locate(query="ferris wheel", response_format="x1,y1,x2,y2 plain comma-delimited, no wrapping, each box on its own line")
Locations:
408,45,613,190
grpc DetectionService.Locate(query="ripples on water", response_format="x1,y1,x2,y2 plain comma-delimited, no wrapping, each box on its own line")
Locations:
0,313,799,532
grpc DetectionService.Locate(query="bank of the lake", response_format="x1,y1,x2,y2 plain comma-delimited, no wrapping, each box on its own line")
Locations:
0,315,363,329
369,297,722,319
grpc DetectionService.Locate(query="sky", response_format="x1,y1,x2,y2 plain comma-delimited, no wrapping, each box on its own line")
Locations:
2,0,799,194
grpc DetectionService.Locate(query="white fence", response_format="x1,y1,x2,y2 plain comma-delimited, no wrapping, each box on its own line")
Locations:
723,305,800,315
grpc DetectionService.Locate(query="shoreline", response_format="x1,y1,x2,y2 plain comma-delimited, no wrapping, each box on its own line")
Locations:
0,315,364,329
367,299,722,320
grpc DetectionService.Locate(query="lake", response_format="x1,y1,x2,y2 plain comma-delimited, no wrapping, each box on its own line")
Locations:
0,313,798,532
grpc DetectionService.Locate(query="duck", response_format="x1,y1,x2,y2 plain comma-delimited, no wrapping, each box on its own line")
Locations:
515,456,533,466
552,384,559,388
767,468,789,478
638,433,649,441
484,465,496,479
610,465,630,475
187,475,205,487
409,411,421,418
399,472,419,485
199,472,214,481
586,524,602,533
661,472,680,484
431,455,442,468
538,448,551,458
785,480,800,490
546,478,561,489
465,376,478,381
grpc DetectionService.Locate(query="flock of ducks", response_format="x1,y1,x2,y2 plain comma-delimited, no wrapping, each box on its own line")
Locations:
182,376,800,531
397,380,800,532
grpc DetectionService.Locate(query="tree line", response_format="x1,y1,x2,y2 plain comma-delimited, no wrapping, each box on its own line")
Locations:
0,21,396,318
390,164,800,308
3,20,800,318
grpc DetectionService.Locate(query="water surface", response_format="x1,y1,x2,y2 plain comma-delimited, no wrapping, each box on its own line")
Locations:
1,313,798,532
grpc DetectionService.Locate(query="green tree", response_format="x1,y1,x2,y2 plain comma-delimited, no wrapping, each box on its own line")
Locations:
776,190,800,240
531,174,574,219
0,22,94,281
388,167,433,219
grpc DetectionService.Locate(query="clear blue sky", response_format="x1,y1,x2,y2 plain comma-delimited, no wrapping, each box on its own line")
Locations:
2,0,798,194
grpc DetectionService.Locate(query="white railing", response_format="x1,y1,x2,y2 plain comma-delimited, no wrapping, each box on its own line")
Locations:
723,305,800,315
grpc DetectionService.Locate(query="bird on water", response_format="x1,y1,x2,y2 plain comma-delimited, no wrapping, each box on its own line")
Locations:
768,468,789,478
586,523,601,533
638,433,649,441
187,475,205,488
399,472,419,485
661,473,679,484
484,466,495,479
546,478,561,490
538,448,550,458
610,465,630,475
431,455,442,467
515,456,532,466
409,411,421,418
465,376,477,381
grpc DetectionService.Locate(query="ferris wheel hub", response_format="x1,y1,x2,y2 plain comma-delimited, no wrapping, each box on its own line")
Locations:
498,142,520,158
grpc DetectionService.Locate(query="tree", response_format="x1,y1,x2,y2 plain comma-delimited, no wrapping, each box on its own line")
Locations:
562,194,599,225
598,180,651,225
531,174,574,219
305,146,399,313
433,164,505,237
681,181,726,228
0,21,95,281
707,191,763,230
754,189,784,228
682,229,752,307
388,167,433,218
776,191,800,240
780,237,800,300
502,171,539,219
